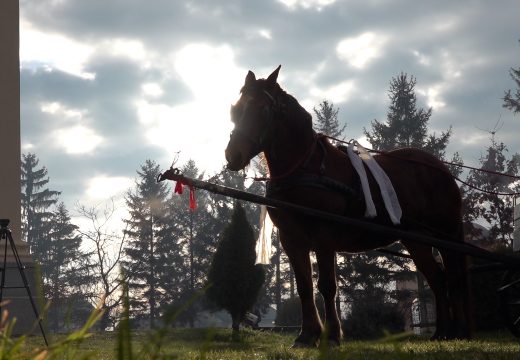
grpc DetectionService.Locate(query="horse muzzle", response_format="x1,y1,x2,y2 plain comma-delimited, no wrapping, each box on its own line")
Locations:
225,148,246,171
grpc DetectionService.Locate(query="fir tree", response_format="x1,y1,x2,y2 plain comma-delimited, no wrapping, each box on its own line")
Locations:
161,160,214,326
503,44,520,114
206,203,265,333
21,153,60,252
313,100,346,139
364,73,451,159
45,202,84,331
466,138,520,246
123,159,169,328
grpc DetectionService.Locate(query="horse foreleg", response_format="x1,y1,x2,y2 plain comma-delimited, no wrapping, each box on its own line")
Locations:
316,248,343,346
282,235,322,347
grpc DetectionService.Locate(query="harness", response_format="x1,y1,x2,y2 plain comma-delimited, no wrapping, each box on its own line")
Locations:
231,85,361,204
266,135,362,208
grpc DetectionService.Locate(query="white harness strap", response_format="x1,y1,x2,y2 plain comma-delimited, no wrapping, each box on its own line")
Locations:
255,205,273,264
347,141,402,225
347,143,377,219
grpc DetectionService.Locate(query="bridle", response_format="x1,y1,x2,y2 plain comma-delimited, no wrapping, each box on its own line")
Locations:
229,88,280,157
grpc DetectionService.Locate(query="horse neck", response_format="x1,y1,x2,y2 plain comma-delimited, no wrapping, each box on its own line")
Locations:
264,102,315,178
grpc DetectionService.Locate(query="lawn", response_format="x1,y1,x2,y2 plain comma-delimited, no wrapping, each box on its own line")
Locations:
16,328,520,360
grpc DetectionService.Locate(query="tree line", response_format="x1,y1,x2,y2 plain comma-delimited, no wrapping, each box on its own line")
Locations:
21,60,520,334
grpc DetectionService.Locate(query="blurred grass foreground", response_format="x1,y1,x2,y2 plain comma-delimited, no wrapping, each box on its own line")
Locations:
3,308,520,360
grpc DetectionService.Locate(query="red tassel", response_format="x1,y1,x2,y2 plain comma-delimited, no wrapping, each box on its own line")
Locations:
189,186,197,210
174,180,183,194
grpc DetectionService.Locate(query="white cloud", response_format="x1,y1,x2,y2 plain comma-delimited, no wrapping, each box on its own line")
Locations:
336,32,386,69
310,80,356,104
278,0,336,10
173,43,245,102
53,125,103,154
258,29,272,40
457,131,488,146
132,43,247,173
40,101,85,119
412,50,431,66
141,83,164,98
105,38,147,62
86,176,133,200
425,86,446,110
136,99,233,174
20,19,95,79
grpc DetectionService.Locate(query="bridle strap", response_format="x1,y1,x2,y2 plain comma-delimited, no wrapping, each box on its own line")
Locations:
232,88,279,156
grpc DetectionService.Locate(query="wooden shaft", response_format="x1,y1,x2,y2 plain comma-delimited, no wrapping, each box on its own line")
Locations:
158,169,520,269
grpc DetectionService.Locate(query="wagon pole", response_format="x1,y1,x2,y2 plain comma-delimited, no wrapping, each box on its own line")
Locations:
158,168,520,269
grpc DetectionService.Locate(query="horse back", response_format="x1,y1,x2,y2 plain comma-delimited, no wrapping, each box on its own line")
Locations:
372,147,462,231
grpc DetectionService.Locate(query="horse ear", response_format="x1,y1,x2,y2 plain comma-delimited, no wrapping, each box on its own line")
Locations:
266,65,281,86
245,70,256,87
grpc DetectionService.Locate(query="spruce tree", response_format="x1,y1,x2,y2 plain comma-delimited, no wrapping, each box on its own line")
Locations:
123,159,169,328
161,159,214,326
503,52,520,114
313,100,346,139
206,203,265,332
364,73,451,159
466,139,520,246
21,153,60,252
361,74,452,328
46,202,84,331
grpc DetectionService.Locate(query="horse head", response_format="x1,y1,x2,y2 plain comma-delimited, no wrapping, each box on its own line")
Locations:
225,65,281,171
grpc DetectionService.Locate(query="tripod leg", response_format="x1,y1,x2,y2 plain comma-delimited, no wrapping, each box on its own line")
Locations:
0,231,8,314
6,230,48,346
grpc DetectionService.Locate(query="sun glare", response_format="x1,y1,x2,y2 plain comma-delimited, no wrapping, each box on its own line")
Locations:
54,125,103,154
20,20,95,79
135,43,245,173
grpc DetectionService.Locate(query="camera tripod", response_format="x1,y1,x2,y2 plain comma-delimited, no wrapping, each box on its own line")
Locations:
0,219,48,346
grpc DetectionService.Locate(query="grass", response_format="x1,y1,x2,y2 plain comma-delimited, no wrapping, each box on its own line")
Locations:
4,283,519,359
17,328,520,360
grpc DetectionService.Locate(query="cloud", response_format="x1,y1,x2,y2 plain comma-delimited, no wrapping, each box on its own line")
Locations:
278,0,337,11
53,125,103,154
20,19,95,79
337,32,386,69
85,176,133,200
17,0,520,223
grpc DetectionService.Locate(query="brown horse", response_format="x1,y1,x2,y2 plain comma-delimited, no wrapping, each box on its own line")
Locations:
225,66,471,347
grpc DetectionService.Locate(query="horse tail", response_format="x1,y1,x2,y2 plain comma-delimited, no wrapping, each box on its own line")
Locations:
442,221,474,338
458,221,475,337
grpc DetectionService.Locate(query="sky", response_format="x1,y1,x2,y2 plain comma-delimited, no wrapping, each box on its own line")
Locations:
19,0,520,226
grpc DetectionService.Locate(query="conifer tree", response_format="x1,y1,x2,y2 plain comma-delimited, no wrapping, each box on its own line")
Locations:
466,139,520,246
45,202,84,331
21,153,60,252
313,100,346,139
361,74,452,328
123,159,169,328
161,160,214,326
364,73,451,159
503,54,520,114
206,203,265,332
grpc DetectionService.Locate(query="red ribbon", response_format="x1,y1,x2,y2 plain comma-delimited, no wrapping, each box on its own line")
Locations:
174,180,196,210
189,186,197,210
174,180,184,194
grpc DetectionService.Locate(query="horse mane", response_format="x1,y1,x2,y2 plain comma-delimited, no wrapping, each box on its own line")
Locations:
276,84,313,132
241,79,313,134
